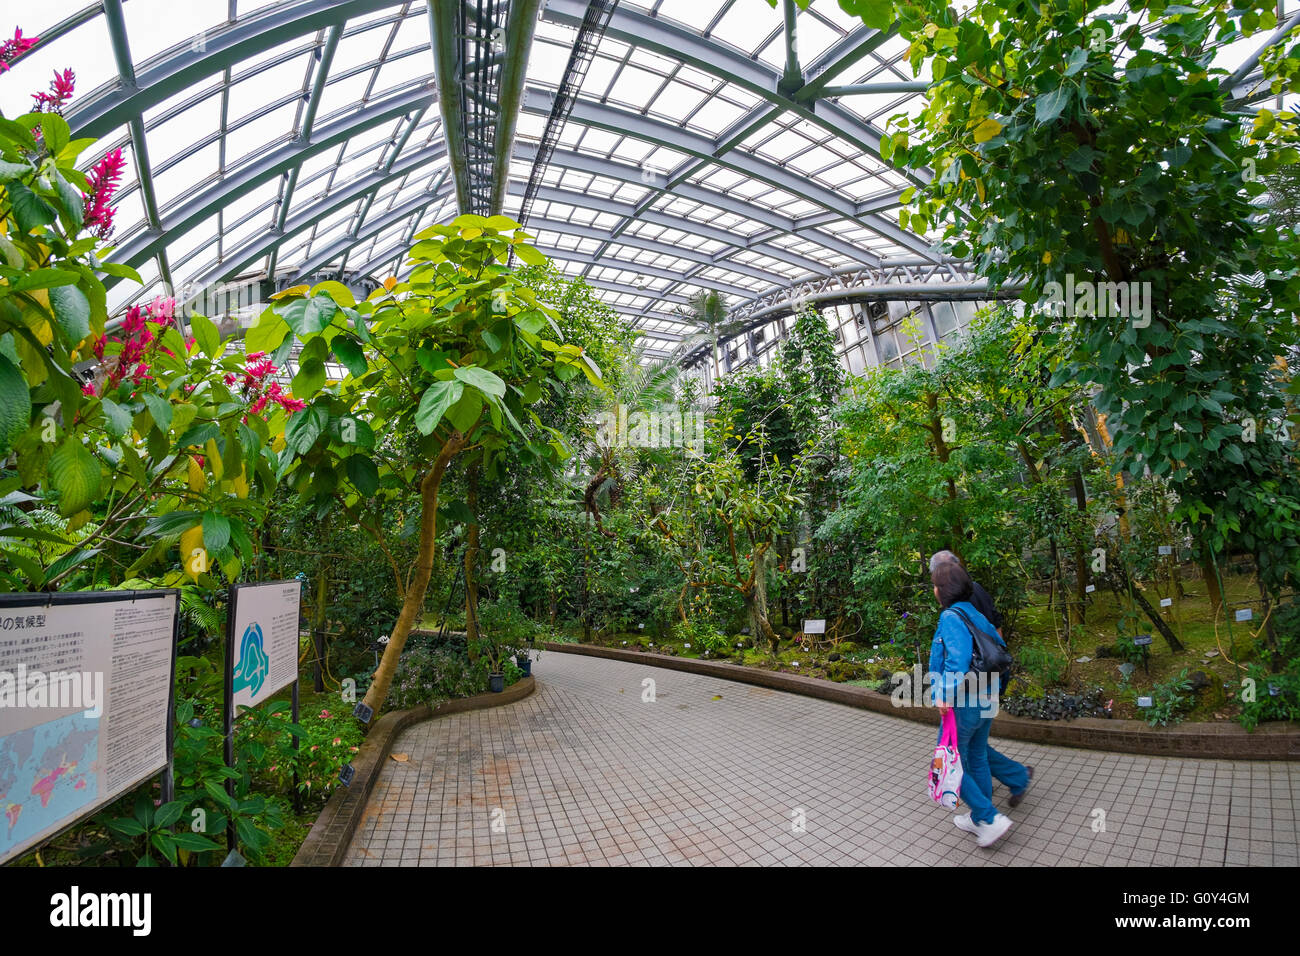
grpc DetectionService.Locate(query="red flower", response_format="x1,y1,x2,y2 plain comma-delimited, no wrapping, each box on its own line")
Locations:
0,29,39,72
83,148,125,241
32,68,74,114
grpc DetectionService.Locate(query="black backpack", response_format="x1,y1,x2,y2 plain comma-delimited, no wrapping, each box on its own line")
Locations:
944,606,1013,680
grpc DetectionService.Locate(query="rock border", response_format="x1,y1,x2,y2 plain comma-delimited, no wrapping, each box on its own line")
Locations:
290,675,536,867
544,642,1300,760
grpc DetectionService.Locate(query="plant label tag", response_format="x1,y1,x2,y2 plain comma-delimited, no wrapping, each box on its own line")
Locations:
1134,635,1153,646
1268,684,1280,697
1158,545,1172,555
1137,696,1153,708
339,763,356,787
1160,598,1172,607
353,702,374,724
1235,608,1252,622
803,619,826,634
1085,585,1096,593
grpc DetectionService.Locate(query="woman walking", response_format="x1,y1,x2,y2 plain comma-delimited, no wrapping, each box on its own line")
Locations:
928,559,1016,847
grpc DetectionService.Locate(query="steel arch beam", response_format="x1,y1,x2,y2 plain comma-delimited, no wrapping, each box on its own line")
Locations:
291,181,456,279
540,0,925,185
514,141,873,266
524,216,786,286
65,0,399,140
189,142,449,289
523,87,937,261
509,182,833,277
106,85,436,283
531,245,756,299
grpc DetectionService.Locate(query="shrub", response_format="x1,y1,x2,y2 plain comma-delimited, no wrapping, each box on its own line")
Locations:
1142,669,1193,727
1016,644,1068,687
389,645,487,710
1237,663,1300,731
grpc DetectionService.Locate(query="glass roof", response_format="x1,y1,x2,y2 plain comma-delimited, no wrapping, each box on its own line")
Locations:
2,0,1294,365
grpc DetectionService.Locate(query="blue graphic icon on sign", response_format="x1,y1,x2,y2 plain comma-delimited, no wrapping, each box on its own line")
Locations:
231,622,270,698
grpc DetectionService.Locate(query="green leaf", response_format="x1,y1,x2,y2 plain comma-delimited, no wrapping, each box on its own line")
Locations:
283,404,328,453
292,357,327,398
415,380,464,435
1034,86,1071,124
171,831,222,852
0,354,31,455
345,455,380,496
453,365,506,399
99,398,131,438
142,510,200,536
43,547,100,582
141,392,173,434
445,391,483,433
191,313,221,358
279,294,339,337
98,261,144,283
39,113,71,154
7,182,57,233
1064,47,1090,77
49,438,100,516
0,160,34,182
54,174,84,231
330,336,367,377
47,284,91,345
154,800,187,829
202,511,231,553
107,816,147,838
512,242,547,267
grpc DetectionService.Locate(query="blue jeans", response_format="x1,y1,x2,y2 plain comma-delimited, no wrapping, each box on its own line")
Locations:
989,745,1030,795
949,704,997,825
939,709,1031,825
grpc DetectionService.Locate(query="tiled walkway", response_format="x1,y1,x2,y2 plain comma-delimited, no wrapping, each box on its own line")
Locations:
342,652,1300,866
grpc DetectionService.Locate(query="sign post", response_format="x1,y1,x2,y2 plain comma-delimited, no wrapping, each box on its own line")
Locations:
0,590,179,866
223,580,303,853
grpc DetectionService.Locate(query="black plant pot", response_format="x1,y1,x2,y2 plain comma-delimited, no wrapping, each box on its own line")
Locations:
517,657,532,677
489,672,504,693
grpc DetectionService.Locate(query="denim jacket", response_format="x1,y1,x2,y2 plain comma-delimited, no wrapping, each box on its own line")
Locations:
927,600,1003,707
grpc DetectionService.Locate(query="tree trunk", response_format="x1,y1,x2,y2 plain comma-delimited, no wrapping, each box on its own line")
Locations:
1112,563,1184,653
464,462,481,653
360,431,467,716
744,587,778,657
1199,554,1223,617
312,563,329,693
1053,409,1092,626
926,392,964,549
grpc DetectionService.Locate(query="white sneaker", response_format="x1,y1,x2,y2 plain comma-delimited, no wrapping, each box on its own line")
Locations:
953,813,979,835
973,813,1013,848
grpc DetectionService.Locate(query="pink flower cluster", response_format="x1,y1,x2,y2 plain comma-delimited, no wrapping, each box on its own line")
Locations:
83,148,125,240
88,297,181,394
0,28,38,71
32,67,74,114
224,351,307,420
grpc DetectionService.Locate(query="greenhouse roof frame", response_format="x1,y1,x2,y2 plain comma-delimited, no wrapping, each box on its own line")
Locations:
3,0,1294,370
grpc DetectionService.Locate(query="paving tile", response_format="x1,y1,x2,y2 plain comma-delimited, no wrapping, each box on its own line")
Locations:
340,653,1300,867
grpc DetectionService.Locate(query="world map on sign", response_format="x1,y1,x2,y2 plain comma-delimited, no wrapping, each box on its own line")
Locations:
0,712,99,858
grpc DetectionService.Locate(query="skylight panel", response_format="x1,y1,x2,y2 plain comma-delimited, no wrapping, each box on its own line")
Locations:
227,54,310,126
124,0,228,67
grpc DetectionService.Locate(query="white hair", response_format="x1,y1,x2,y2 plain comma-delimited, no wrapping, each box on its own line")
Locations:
928,550,962,575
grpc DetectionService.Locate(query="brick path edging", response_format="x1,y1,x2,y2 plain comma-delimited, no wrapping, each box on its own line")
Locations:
544,642,1300,761
290,675,536,866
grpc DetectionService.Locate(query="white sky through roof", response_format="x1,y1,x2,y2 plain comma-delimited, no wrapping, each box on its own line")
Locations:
0,0,1293,365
